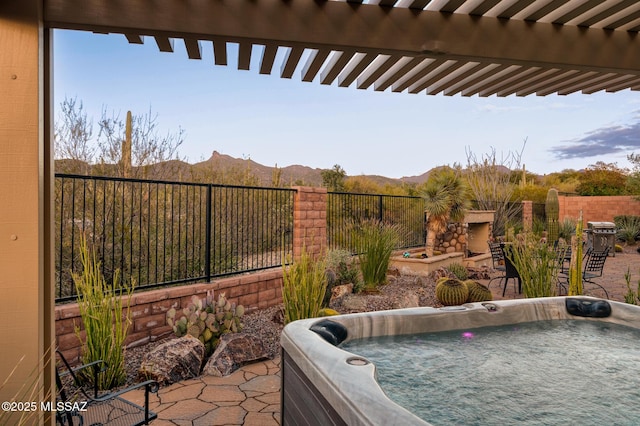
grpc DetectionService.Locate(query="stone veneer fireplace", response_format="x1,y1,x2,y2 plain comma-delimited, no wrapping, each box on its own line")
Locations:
432,210,495,256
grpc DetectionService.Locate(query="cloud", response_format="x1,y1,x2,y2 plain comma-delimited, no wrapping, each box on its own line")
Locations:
551,114,640,159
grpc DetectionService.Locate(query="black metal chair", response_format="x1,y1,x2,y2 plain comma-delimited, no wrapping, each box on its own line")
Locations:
501,244,522,296
554,242,571,275
55,350,159,426
557,247,610,299
487,243,521,296
488,241,506,272
582,248,610,298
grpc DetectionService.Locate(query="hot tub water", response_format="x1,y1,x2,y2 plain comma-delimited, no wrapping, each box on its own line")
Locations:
341,320,640,425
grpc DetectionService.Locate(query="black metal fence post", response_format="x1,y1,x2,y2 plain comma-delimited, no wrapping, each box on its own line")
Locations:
204,184,212,282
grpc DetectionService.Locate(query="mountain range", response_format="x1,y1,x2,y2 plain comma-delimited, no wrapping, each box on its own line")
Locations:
56,150,433,187
193,151,432,187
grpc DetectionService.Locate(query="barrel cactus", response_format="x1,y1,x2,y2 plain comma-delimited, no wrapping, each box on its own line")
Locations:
464,280,493,302
435,277,469,306
545,188,560,244
166,290,244,356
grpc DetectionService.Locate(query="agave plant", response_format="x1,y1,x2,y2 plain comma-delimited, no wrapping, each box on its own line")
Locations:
421,167,471,257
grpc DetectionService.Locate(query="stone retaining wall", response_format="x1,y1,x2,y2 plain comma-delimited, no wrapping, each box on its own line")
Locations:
55,269,283,365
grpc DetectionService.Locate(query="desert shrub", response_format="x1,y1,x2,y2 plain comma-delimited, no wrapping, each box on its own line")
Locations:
282,246,327,324
531,216,546,236
446,262,469,281
558,218,576,242
73,236,133,390
504,233,560,298
324,249,360,303
614,215,640,244
624,267,640,305
352,219,400,291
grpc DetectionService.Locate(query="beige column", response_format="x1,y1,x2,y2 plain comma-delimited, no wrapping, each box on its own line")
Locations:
0,2,55,423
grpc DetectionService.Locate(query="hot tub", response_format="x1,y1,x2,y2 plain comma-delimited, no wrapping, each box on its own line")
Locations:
280,297,640,425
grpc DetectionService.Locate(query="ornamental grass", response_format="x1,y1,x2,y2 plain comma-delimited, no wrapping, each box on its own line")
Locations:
73,236,133,390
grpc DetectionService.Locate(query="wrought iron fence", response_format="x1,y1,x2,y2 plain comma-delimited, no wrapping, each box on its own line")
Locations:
327,192,425,252
55,174,294,302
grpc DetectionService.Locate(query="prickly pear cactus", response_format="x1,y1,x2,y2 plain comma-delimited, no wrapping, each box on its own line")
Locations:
435,277,469,306
545,188,560,244
166,290,245,356
464,280,493,303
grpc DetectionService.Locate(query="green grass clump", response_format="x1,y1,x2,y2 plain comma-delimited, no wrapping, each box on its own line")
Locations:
282,246,327,324
352,219,400,291
73,236,133,390
624,267,640,305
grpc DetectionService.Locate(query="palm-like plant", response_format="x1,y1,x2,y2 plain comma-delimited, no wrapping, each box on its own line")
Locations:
422,167,471,257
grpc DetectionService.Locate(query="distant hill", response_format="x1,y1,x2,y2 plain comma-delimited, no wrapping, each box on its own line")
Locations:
54,150,440,187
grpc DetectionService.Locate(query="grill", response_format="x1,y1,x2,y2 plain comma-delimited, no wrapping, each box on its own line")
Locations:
586,222,616,257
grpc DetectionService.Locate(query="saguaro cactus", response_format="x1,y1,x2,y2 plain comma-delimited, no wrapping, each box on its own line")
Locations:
545,188,559,244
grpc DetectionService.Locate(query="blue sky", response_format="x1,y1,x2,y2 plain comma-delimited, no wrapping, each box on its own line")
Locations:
53,29,640,179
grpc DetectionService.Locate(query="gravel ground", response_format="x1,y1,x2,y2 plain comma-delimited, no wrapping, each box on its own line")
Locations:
122,273,444,387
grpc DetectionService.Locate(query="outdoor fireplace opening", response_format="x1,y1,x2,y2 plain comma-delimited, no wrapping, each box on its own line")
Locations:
464,211,494,257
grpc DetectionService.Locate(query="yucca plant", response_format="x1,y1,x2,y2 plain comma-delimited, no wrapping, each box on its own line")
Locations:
352,219,400,291
421,167,471,257
281,246,327,324
73,236,133,390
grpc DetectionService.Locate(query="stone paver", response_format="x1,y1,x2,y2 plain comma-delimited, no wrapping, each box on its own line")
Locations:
125,356,282,425
120,248,639,425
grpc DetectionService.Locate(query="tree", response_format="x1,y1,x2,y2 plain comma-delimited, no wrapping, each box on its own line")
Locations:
321,164,346,191
95,106,185,179
465,143,526,237
421,167,471,257
54,96,95,174
626,153,640,196
575,162,628,196
54,98,185,179
541,169,581,194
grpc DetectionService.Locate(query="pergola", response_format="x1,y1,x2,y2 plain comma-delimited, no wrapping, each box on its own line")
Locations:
2,1,640,421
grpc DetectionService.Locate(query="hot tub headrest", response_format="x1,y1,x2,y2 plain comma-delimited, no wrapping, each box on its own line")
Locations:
310,320,348,346
566,297,611,318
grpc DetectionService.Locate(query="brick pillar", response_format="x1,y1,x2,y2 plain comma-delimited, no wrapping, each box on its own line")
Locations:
522,200,533,232
292,187,327,260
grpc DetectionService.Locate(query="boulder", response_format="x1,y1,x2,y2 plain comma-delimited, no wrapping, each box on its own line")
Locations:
203,333,270,377
330,283,353,304
391,292,420,309
138,335,205,385
339,294,368,312
467,266,491,280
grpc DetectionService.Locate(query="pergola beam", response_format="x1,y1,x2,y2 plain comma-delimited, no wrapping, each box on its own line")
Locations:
44,0,640,76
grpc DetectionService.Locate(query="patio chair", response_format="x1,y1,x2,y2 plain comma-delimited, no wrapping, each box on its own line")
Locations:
554,242,571,275
487,243,521,297
55,350,159,426
557,247,610,299
488,241,506,273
